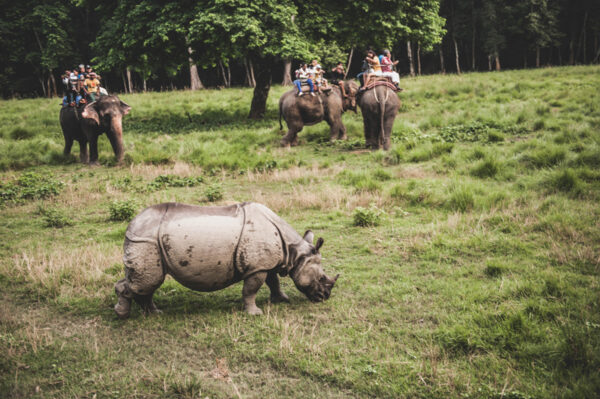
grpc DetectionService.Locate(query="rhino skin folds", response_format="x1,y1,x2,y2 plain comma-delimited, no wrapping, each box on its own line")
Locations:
114,202,338,318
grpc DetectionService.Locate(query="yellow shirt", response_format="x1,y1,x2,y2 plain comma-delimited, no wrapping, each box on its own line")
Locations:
85,78,100,93
369,57,381,72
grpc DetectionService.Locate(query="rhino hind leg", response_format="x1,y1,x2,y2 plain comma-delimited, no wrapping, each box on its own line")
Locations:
266,271,290,304
242,272,268,315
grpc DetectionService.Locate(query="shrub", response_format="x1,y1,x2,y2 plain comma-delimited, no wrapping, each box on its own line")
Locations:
10,127,35,140
352,205,384,227
204,183,223,202
0,172,64,207
109,200,137,221
147,174,203,191
39,207,72,228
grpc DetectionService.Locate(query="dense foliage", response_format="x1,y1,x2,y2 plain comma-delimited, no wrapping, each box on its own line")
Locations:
2,0,597,104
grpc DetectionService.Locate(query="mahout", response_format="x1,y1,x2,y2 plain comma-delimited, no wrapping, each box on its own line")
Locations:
279,80,358,147
114,202,339,317
59,95,131,165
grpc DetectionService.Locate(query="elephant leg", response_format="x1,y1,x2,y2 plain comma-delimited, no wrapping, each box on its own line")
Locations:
338,123,347,140
107,132,124,164
266,271,289,303
363,115,378,149
242,272,267,315
63,137,73,156
78,139,89,163
88,135,99,165
281,124,303,147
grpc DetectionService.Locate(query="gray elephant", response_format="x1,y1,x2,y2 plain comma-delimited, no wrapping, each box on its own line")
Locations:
114,202,338,318
357,84,400,150
278,81,358,147
59,95,131,164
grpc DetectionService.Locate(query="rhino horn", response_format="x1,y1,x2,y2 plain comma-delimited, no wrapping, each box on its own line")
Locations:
303,230,314,244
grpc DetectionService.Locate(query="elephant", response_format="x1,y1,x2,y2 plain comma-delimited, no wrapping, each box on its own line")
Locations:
59,95,131,165
114,202,339,318
357,84,400,150
279,80,358,147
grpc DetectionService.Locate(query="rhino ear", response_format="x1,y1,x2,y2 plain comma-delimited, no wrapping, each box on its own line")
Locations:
81,102,99,125
303,230,314,244
315,237,324,252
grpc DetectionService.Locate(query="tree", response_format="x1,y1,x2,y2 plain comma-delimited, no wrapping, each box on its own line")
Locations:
189,0,311,119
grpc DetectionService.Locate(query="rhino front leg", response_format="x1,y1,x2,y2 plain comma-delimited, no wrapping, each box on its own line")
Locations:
266,271,290,304
242,272,267,315
133,293,162,316
114,278,133,319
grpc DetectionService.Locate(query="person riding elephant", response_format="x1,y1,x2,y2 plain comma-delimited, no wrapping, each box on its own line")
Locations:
279,80,358,147
357,84,400,150
59,95,131,165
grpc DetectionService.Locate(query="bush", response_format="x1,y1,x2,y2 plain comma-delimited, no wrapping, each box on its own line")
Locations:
147,174,203,191
109,200,137,221
39,206,72,228
204,183,223,202
0,172,64,207
352,205,384,227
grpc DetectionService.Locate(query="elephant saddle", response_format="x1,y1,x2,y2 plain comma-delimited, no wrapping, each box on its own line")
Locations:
364,77,401,93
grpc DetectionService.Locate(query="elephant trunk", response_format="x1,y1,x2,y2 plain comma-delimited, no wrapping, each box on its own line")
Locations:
109,116,125,162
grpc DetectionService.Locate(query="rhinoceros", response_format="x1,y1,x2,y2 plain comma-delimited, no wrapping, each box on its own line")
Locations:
114,202,338,318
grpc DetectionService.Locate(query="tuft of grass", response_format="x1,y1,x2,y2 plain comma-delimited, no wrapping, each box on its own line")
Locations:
10,127,35,140
546,169,581,194
204,183,224,202
147,174,203,191
522,146,566,168
471,157,501,178
447,185,475,212
109,200,138,221
484,262,505,278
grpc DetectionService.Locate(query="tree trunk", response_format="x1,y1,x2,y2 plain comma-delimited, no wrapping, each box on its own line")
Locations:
49,71,57,97
344,47,354,79
126,68,133,93
407,41,415,77
143,78,147,92
488,55,492,71
417,42,422,75
453,36,461,74
121,72,128,93
248,59,256,87
536,46,540,68
38,75,47,97
494,51,501,71
583,11,588,63
576,11,588,63
188,46,205,90
439,46,446,74
248,58,272,119
218,61,230,87
282,59,293,86
471,9,476,70
569,39,575,65
523,51,527,68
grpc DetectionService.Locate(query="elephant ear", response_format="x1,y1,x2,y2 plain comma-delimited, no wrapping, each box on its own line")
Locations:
120,101,131,115
81,102,99,125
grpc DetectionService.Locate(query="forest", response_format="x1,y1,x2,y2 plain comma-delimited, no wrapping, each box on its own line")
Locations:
1,0,599,112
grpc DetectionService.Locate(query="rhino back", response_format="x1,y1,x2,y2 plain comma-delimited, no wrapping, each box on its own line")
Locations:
159,203,244,291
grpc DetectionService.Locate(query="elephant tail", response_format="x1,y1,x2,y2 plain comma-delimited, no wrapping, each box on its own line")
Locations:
378,87,386,148
279,100,283,130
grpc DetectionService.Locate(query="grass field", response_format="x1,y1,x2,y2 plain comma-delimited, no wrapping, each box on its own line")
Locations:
1,65,599,398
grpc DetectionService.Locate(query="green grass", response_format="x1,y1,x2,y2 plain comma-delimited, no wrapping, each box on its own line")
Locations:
1,65,599,398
